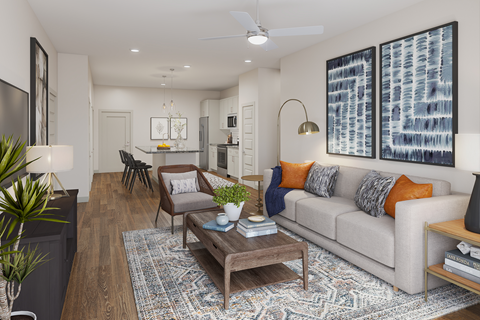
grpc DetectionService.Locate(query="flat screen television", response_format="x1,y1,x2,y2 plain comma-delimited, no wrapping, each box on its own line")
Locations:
0,78,29,188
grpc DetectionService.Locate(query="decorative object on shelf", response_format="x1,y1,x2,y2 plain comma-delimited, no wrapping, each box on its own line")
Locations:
0,136,68,320
455,133,480,234
169,68,176,111
380,22,458,166
169,112,187,150
213,184,251,221
150,117,169,140
327,47,376,158
161,75,167,113
216,213,229,226
30,37,48,147
26,145,74,200
277,99,319,165
248,215,265,222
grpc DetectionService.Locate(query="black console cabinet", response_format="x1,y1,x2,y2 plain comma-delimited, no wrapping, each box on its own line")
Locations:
9,190,78,320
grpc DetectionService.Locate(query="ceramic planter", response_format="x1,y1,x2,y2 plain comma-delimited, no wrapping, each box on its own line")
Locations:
11,311,37,320
223,202,244,221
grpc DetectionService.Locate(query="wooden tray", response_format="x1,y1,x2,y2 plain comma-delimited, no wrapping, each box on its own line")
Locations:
157,146,171,150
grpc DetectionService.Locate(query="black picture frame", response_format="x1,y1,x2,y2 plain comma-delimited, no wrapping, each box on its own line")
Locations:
379,21,458,167
30,37,48,147
169,117,188,140
150,117,169,140
326,46,376,158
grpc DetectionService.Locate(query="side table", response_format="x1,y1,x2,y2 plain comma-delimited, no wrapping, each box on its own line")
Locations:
424,219,480,301
241,174,263,215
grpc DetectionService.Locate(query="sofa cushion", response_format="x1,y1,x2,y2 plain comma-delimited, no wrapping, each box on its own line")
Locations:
304,163,339,198
296,197,358,240
384,175,433,218
278,190,318,221
278,161,314,189
337,211,395,268
354,170,395,218
171,192,217,213
333,166,371,200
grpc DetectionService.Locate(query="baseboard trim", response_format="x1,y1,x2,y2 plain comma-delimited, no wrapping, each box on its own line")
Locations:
78,196,89,203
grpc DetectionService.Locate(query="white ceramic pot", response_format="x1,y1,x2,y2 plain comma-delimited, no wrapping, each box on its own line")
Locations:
223,202,245,221
11,311,37,320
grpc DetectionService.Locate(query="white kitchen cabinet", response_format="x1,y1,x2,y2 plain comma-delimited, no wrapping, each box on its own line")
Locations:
219,99,227,129
227,95,238,114
209,145,217,171
227,148,239,178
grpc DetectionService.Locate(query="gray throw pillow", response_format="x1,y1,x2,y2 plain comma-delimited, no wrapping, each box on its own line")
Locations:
304,163,339,198
161,170,200,194
354,170,395,218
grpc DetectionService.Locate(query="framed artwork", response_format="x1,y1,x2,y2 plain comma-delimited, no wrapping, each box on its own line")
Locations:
30,37,48,146
326,46,376,158
380,21,458,167
170,117,187,140
150,117,169,140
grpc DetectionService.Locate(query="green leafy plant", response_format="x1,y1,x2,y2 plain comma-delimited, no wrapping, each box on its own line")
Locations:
212,184,251,207
0,135,67,319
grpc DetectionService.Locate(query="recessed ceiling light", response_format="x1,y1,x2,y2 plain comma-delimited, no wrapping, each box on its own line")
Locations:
184,65,191,68
245,60,252,63
161,83,166,86
130,49,140,53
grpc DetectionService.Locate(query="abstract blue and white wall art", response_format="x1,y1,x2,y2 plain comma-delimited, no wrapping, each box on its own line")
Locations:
327,47,376,158
380,22,458,166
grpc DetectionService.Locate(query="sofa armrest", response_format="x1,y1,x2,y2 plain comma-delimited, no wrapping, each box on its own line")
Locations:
263,169,273,218
394,194,469,294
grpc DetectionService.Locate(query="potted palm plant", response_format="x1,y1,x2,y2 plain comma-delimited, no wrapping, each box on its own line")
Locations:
213,184,251,221
0,135,66,320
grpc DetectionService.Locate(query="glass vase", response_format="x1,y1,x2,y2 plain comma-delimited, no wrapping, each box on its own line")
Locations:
175,133,186,150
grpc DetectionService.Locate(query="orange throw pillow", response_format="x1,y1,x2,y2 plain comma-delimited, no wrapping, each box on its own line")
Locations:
278,161,315,189
384,175,433,218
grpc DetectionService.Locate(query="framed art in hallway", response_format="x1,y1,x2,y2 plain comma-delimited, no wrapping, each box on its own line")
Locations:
380,21,458,167
326,46,376,158
30,37,48,146
150,117,169,140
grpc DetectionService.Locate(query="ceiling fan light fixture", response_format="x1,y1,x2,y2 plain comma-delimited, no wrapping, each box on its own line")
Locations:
248,34,268,45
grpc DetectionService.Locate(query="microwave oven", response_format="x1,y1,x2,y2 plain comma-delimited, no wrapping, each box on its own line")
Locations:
227,115,237,128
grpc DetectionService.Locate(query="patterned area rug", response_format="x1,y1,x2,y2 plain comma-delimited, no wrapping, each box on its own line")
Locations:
123,226,480,320
203,172,235,189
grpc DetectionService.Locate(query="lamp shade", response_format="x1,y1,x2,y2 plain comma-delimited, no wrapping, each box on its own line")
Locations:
455,134,480,172
298,121,320,135
26,145,73,173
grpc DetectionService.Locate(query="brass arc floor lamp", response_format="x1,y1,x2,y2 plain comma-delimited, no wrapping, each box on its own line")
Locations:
277,99,319,165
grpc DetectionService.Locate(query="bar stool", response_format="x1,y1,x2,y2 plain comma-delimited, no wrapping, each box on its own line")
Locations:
125,153,154,193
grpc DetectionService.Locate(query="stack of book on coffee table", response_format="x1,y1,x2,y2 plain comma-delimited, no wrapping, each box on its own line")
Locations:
236,216,277,238
443,249,480,284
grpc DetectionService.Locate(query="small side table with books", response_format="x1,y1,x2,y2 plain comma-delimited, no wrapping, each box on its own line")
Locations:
424,219,480,301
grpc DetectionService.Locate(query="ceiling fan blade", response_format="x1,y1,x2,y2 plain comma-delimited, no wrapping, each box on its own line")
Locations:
199,34,246,41
230,11,260,32
260,39,278,51
269,26,324,37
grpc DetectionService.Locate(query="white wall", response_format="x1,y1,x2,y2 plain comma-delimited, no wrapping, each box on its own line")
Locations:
0,1,58,93
220,86,239,99
57,53,91,201
93,85,220,169
279,0,480,194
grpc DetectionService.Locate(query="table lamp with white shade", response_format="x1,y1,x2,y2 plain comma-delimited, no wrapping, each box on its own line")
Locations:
26,145,73,200
455,134,480,234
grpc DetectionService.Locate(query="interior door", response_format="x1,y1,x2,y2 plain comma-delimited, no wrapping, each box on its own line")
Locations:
242,104,255,188
99,110,132,173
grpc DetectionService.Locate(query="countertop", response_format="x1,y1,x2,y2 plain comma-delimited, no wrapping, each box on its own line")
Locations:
136,146,204,154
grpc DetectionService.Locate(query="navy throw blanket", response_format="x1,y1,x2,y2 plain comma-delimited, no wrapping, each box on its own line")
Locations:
265,166,293,217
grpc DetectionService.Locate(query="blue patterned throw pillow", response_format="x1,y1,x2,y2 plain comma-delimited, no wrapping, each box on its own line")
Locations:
171,178,198,195
304,163,339,198
354,170,395,218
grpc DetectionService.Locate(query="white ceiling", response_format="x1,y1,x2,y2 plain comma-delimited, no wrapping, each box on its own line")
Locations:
27,0,425,91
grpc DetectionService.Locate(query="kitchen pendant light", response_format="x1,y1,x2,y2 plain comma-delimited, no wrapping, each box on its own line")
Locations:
170,68,176,111
162,75,167,113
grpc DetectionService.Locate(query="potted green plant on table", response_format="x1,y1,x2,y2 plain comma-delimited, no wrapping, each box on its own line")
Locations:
0,136,66,320
213,184,251,221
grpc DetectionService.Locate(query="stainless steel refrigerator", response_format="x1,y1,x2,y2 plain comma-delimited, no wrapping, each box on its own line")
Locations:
199,117,209,170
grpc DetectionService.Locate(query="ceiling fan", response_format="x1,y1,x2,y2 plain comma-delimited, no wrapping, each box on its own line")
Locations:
199,0,324,51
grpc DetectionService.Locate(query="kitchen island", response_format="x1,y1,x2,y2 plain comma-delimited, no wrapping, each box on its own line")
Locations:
136,146,204,183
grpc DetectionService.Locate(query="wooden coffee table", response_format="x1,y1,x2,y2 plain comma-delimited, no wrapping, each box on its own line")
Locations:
183,210,308,309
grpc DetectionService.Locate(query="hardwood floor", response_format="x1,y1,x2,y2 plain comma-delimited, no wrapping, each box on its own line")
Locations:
61,171,480,319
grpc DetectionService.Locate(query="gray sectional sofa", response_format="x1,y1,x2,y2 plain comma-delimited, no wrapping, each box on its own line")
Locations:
263,164,470,294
